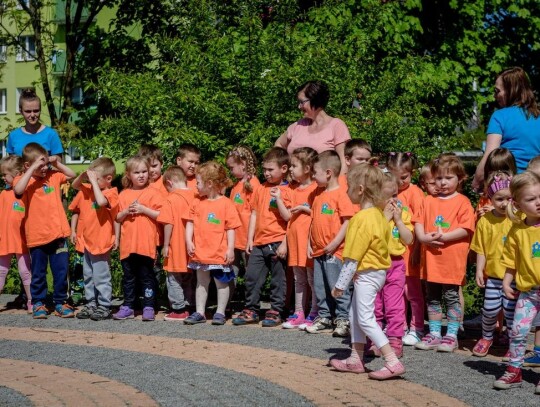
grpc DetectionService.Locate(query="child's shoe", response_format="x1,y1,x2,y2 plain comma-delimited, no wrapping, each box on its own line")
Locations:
414,333,442,350
184,312,206,325
332,318,350,337
91,306,112,321
232,309,259,325
261,310,282,327
113,305,134,320
329,358,365,374
402,330,423,346
436,335,458,352
76,305,96,320
32,302,48,319
212,313,226,325
26,301,33,315
298,313,317,331
493,366,522,389
305,317,333,334
472,338,493,357
368,361,405,380
164,309,190,321
282,312,305,329
54,303,75,318
389,337,403,358
141,307,155,321
523,351,540,367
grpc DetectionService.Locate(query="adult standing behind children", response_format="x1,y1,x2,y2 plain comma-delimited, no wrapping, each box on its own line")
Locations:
274,81,351,174
473,67,540,189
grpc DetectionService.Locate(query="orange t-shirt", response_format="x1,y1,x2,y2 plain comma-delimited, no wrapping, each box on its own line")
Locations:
157,189,194,272
229,177,261,250
310,186,356,260
398,183,424,277
0,189,27,255
337,174,361,212
15,171,70,248
149,177,168,246
185,196,241,264
287,182,318,267
68,190,85,253
250,182,292,246
117,187,163,260
77,184,119,255
414,193,475,284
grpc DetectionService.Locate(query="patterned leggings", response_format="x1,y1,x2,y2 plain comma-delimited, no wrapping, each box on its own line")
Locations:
508,288,540,368
482,277,517,340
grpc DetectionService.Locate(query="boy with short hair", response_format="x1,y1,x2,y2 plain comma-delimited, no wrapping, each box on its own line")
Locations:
175,143,201,190
71,157,119,320
233,147,292,327
157,166,195,320
13,142,76,319
306,150,356,336
138,144,168,197
344,139,372,170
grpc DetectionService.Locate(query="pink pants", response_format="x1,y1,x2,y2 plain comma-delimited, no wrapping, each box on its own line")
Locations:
375,258,406,338
0,254,32,292
405,275,425,332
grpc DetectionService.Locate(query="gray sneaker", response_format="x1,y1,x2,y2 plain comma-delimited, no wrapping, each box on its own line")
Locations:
333,318,350,337
90,306,112,321
76,305,96,320
305,317,333,334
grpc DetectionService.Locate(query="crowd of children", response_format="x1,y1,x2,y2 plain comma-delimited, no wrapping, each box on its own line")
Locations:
1,134,540,391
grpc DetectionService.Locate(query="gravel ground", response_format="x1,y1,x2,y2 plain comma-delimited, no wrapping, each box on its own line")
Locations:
0,385,32,407
1,294,539,406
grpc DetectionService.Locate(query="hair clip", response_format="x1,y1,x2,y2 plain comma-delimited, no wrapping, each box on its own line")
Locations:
381,167,389,173
388,152,396,156
405,152,412,157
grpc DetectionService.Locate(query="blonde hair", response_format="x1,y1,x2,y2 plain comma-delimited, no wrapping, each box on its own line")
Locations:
0,155,24,176
527,155,540,175
196,161,232,192
122,156,150,189
22,142,47,164
313,150,341,176
506,171,540,223
346,161,386,207
291,147,317,172
89,157,116,178
227,146,258,193
163,165,187,184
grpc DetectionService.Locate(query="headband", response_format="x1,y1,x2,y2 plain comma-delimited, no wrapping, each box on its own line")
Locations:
487,176,511,198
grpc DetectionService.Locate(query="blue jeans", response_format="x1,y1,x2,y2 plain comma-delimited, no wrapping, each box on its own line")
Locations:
30,238,69,305
313,254,351,320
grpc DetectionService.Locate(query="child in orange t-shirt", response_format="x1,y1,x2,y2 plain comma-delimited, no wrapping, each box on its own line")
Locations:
13,142,76,319
306,151,356,336
114,156,162,321
232,147,292,327
183,162,241,325
414,154,475,352
175,143,201,191
157,166,195,321
68,190,85,305
71,157,119,321
282,147,319,329
0,156,31,311
387,152,426,345
226,146,261,306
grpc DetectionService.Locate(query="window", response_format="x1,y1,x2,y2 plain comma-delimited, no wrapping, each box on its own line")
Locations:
16,36,36,61
16,0,30,10
72,87,83,104
0,89,6,114
0,45,6,63
65,146,86,164
0,140,6,157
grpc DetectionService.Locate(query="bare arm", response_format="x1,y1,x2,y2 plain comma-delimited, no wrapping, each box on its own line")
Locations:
185,220,195,257
472,134,502,191
395,218,414,246
475,253,486,287
274,132,289,149
13,155,47,196
502,268,517,300
246,210,257,254
225,229,235,264
49,156,76,179
438,227,468,243
87,170,109,208
335,142,347,175
324,217,350,254
70,213,79,245
162,224,173,258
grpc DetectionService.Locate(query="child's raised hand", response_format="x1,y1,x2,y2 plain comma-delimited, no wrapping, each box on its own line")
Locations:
392,202,403,223
476,205,493,218
383,201,394,221
32,155,48,169
225,248,235,264
48,155,58,166
331,287,343,298
269,187,281,199
86,169,98,183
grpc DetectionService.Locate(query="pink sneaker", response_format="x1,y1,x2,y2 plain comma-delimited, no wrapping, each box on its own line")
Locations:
298,313,317,331
282,313,305,329
368,361,405,380
330,358,365,374
437,335,458,353
414,333,442,350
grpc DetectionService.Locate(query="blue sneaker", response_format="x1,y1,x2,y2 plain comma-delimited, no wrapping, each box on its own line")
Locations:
184,312,207,325
261,310,282,327
32,302,48,319
523,351,540,367
54,303,75,318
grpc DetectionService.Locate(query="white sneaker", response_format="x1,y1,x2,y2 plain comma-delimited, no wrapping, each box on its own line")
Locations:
402,330,423,346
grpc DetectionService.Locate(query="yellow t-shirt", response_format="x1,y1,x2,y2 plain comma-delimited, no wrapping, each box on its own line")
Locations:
387,209,413,256
500,222,540,291
470,212,513,279
342,207,391,272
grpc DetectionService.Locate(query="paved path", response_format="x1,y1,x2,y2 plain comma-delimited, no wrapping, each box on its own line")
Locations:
0,296,538,406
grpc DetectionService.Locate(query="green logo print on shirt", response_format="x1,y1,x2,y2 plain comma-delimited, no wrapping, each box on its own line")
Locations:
12,201,25,212
233,193,244,204
532,242,540,258
320,203,334,215
434,215,450,228
207,212,221,224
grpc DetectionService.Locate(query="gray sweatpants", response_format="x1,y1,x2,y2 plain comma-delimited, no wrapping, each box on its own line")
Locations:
83,250,112,308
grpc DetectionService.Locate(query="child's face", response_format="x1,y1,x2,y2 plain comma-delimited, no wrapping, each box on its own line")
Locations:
30,156,50,178
148,159,163,182
289,157,308,182
20,100,41,126
515,184,540,221
346,182,361,204
262,160,287,184
435,169,459,196
226,156,245,180
176,152,200,178
392,167,412,192
129,162,149,189
491,188,511,216
345,148,371,168
195,175,211,197
1,167,16,185
312,162,329,187
422,174,439,196
381,180,398,205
